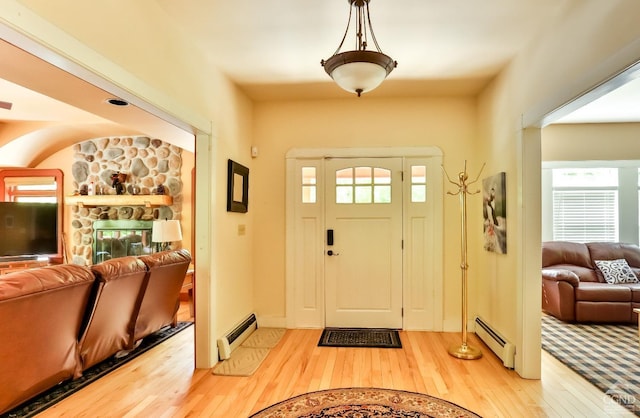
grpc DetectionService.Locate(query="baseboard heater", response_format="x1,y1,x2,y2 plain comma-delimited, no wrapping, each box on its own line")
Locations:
217,313,258,360
474,316,515,369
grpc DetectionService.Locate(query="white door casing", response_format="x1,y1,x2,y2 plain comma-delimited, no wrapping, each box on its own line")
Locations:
285,147,444,331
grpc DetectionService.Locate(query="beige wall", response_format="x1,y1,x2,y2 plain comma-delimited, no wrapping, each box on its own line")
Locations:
476,1,640,375
252,97,478,326
9,0,640,375
543,123,640,161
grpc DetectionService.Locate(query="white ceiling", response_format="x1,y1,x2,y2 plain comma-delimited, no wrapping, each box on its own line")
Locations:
156,0,575,86
0,0,638,154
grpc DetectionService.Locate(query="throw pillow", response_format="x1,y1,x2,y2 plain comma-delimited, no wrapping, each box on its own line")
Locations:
595,259,639,284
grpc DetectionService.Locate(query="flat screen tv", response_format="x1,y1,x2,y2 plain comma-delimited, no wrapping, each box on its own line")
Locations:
0,202,58,260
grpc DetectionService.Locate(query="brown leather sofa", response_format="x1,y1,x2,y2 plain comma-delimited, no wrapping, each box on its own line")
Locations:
542,241,640,323
0,249,191,415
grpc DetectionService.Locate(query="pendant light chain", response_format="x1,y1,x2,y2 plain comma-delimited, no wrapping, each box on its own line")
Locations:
356,3,366,51
365,2,383,53
332,4,353,57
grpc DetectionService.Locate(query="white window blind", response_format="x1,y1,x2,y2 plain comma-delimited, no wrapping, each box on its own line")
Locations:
552,189,618,242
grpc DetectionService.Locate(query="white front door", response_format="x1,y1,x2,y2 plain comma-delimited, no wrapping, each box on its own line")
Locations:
324,157,403,328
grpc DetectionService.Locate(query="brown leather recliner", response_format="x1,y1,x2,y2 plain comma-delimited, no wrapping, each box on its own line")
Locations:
134,249,191,343
76,256,149,374
0,264,95,414
0,249,192,415
542,241,640,323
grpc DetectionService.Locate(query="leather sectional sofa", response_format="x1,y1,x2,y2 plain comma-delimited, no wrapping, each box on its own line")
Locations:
0,249,191,415
542,241,640,323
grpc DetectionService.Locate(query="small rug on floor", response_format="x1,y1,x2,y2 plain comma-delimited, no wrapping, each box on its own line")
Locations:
541,314,640,416
212,327,286,376
2,321,193,418
318,328,402,348
249,387,481,417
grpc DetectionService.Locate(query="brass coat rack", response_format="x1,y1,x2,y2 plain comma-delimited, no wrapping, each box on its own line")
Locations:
443,160,485,360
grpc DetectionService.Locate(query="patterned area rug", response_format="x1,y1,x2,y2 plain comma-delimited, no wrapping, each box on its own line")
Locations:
249,388,481,417
318,328,402,348
2,321,193,418
541,314,640,416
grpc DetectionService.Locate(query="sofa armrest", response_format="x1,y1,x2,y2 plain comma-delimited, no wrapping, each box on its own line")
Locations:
542,268,580,287
542,269,578,321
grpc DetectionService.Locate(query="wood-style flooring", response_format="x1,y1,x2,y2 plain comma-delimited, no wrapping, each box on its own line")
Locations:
38,303,633,417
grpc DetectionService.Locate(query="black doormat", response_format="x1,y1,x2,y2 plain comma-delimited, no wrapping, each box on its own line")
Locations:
2,321,193,418
318,328,402,348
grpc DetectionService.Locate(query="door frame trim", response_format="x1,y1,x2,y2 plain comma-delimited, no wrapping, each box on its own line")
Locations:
286,147,443,159
285,147,444,330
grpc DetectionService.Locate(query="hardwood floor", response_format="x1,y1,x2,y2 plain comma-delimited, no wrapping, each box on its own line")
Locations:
38,304,633,417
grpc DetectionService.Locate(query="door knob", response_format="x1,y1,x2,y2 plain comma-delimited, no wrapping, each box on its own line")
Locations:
327,250,340,256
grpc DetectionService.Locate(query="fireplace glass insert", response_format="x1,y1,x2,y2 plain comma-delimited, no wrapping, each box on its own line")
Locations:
93,220,153,264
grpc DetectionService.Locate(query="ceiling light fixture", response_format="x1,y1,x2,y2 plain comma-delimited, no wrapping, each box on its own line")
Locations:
321,0,397,97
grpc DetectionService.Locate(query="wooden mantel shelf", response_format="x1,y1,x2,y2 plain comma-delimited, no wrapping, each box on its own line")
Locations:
65,194,173,208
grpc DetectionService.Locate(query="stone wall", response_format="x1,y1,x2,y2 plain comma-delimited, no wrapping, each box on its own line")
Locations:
69,136,183,265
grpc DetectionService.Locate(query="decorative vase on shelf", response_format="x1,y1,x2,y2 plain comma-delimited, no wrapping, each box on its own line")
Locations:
131,181,141,195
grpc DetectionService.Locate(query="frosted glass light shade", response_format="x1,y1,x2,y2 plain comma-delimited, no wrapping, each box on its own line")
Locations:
331,62,388,94
152,219,182,243
322,50,396,96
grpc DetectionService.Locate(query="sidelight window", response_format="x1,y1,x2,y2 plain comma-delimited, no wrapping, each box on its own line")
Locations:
410,165,427,202
301,167,317,203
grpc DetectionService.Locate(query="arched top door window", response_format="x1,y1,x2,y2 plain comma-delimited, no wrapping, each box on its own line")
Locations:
336,166,392,204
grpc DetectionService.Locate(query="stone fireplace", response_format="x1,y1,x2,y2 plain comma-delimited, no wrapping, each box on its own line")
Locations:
69,136,184,265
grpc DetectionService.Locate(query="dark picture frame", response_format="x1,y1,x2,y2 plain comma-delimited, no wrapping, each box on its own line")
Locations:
227,159,249,213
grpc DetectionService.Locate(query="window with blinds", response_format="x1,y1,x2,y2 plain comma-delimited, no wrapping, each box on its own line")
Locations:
552,190,618,242
551,168,619,242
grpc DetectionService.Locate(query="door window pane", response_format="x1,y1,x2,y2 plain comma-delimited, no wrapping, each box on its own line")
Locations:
336,186,353,204
374,168,391,184
411,166,426,183
411,165,427,203
411,185,426,203
374,185,391,203
355,167,371,184
355,186,372,203
336,166,392,204
301,167,317,203
336,168,353,185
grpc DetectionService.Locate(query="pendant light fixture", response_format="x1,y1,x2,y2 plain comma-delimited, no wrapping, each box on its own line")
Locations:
321,0,397,97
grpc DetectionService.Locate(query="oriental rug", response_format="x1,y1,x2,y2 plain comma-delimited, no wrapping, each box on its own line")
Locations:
2,321,193,418
318,328,402,348
541,313,640,416
249,387,481,418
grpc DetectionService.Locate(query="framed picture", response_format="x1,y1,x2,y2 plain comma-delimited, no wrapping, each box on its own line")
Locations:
227,159,249,213
482,172,506,254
